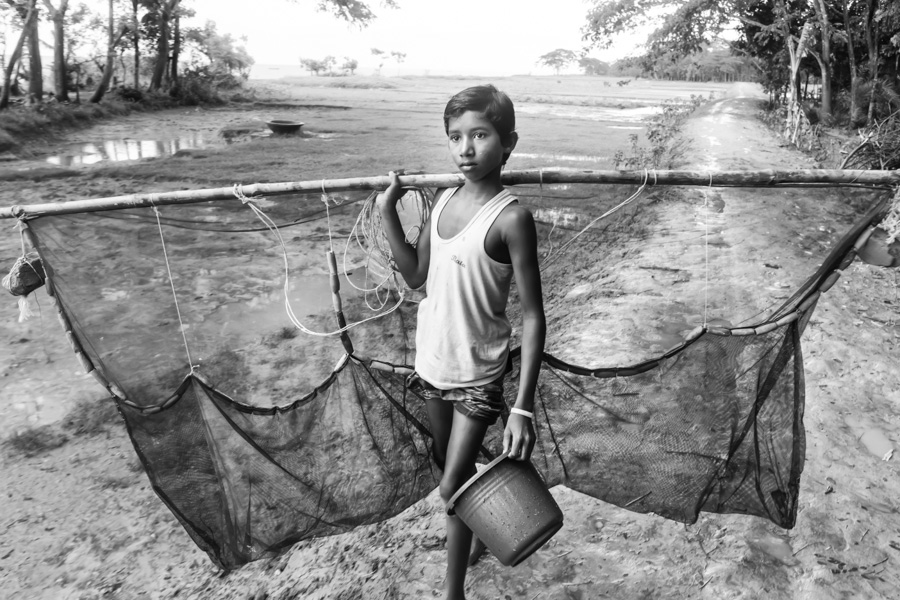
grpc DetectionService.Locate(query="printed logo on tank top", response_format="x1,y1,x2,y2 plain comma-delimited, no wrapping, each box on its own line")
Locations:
450,254,466,268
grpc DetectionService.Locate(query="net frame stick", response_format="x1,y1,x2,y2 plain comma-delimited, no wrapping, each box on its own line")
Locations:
1,168,898,219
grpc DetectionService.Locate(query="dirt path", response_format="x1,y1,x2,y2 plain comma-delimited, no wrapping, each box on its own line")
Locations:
1,86,898,600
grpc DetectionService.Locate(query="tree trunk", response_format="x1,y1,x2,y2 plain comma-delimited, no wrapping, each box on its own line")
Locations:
811,0,832,119
43,0,70,102
842,0,862,127
0,0,36,110
90,0,115,103
784,20,813,140
24,1,42,102
864,0,878,126
131,0,140,88
170,12,179,85
149,0,180,91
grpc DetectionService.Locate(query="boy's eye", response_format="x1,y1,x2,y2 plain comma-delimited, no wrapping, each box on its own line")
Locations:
449,134,460,142
474,132,486,139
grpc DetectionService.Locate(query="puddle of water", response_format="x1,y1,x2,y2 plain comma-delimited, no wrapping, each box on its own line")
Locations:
747,534,795,563
46,133,213,166
859,429,894,458
845,416,895,458
205,270,372,339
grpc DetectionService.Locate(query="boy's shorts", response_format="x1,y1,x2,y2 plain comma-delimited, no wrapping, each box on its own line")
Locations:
407,373,506,425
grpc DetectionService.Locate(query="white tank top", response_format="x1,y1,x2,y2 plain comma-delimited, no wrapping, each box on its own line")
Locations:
414,187,517,389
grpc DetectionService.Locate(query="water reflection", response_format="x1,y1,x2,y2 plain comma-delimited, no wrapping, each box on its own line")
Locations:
46,133,210,166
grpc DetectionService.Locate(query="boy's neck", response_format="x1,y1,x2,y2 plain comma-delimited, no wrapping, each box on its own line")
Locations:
460,167,504,203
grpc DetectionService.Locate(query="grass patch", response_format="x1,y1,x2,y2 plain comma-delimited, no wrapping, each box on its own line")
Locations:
60,395,121,436
325,78,396,90
613,95,706,169
3,425,68,457
264,326,299,347
518,94,654,109
97,474,137,490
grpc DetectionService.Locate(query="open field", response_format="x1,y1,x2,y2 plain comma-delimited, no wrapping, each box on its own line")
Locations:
1,76,898,600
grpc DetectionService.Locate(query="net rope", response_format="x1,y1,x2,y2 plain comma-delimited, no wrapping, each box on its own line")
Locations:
152,205,195,369
232,184,406,337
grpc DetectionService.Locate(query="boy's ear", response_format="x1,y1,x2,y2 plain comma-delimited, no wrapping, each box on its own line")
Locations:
501,132,519,165
504,131,519,153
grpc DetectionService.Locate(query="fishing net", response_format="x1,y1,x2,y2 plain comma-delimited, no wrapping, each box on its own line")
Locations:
16,179,894,569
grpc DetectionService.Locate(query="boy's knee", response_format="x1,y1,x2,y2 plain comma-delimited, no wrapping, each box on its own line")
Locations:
439,474,465,505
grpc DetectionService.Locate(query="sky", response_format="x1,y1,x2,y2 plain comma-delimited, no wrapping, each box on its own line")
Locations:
185,0,640,77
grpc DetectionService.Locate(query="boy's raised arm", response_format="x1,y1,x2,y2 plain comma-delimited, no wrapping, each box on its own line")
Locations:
376,171,431,289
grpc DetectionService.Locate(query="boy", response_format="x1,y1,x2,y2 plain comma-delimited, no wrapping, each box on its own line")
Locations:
378,85,546,600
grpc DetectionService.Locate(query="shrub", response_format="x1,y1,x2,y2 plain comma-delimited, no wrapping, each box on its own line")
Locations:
613,95,705,170
110,86,144,103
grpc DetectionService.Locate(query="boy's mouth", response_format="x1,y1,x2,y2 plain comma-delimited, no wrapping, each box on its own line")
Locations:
459,161,477,168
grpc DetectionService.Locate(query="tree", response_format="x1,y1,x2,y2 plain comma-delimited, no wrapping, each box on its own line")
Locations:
147,0,179,91
371,47,384,74
583,3,810,109
300,57,326,75
42,0,69,101
579,56,609,75
341,56,358,75
59,2,97,101
323,55,336,73
129,0,139,88
4,0,42,101
90,0,128,102
581,0,900,128
811,0,833,119
389,50,405,74
538,48,577,74
184,20,254,81
0,0,36,109
289,0,398,26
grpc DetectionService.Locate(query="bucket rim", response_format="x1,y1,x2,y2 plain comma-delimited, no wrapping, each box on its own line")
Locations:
446,452,509,516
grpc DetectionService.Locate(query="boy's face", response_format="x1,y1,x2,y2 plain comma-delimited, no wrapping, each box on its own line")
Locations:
446,111,512,182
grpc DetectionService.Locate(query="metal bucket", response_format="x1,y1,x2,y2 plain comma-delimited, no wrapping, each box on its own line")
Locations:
446,454,563,567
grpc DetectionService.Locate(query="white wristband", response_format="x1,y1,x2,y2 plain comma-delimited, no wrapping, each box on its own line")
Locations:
510,407,533,419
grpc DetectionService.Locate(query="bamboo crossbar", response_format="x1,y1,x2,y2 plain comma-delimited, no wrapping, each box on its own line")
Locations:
1,168,898,219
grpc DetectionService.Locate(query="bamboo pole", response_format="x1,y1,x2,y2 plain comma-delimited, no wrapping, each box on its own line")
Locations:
1,168,898,219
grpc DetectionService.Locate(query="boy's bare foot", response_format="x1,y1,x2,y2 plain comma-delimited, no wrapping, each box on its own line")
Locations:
468,537,487,566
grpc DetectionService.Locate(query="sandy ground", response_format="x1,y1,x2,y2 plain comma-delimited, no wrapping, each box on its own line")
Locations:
1,82,899,599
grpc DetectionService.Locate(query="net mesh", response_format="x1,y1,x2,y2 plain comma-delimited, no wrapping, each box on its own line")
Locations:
22,182,890,569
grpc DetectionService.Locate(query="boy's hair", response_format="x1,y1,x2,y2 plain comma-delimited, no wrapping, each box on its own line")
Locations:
443,85,516,145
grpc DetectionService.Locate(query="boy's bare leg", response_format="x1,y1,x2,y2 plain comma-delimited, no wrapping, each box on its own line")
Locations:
468,536,487,566
441,409,491,600
425,397,454,472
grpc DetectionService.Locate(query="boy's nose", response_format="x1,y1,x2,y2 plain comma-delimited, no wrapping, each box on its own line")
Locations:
460,139,475,155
